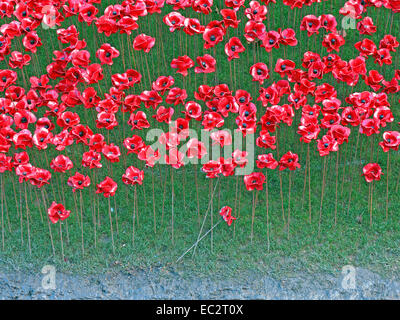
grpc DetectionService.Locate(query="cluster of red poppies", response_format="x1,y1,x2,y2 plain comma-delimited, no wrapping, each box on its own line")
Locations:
0,0,399,233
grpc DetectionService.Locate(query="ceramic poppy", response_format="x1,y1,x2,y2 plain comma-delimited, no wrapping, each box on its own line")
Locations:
362,163,383,182
67,172,91,192
122,166,144,185
96,176,118,197
47,202,70,224
243,172,265,191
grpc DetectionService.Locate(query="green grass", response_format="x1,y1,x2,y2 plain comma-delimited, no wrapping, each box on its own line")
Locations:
0,1,400,280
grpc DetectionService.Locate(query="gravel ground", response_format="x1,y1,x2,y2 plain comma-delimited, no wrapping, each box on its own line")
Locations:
1,267,400,299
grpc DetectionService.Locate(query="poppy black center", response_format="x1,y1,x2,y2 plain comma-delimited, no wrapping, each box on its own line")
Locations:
257,69,262,75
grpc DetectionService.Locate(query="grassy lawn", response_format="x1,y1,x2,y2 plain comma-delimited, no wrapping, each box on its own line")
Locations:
0,0,399,280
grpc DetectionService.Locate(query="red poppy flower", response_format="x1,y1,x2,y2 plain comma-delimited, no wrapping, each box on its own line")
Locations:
48,202,70,224
22,31,42,53
300,15,321,36
243,172,265,191
122,166,144,185
225,0,246,10
128,111,150,130
12,129,33,150
379,35,399,52
88,133,105,152
152,76,175,95
232,149,248,168
355,38,377,57
322,33,345,52
123,135,145,155
165,147,185,169
195,54,216,73
133,34,155,53
186,138,207,159
379,131,400,152
30,168,52,188
82,150,102,169
0,154,12,173
96,176,118,197
153,106,174,124
12,151,29,167
278,151,301,171
244,20,266,42
138,146,161,167
357,16,377,35
159,132,180,149
165,87,187,105
374,106,394,127
374,48,392,66
203,21,225,49
329,125,351,145
359,118,380,136
260,30,280,52
219,206,236,226
183,18,205,35
96,43,120,65
245,1,268,22
102,143,121,163
319,14,337,33
256,130,276,149
183,101,202,121
163,11,185,32
84,63,104,84
211,130,232,147
15,163,35,183
317,134,339,157
225,37,246,61
202,160,222,178
278,28,298,46
220,9,240,28
362,163,383,183
50,155,73,173
202,112,224,131
256,153,278,170
9,51,31,69
171,55,194,77
274,59,296,77
96,16,118,36
139,90,163,109
250,63,269,84
14,110,37,130
67,172,91,192
258,86,280,106
95,111,117,130
79,4,99,26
